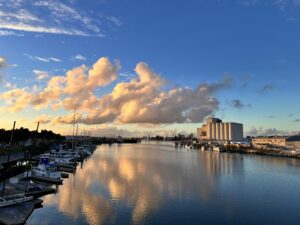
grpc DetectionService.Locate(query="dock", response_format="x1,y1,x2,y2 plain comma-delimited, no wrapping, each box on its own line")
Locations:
21,176,63,185
3,183,56,198
0,199,42,225
56,163,76,173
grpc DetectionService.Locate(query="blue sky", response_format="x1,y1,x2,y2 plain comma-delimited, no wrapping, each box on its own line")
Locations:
0,0,299,136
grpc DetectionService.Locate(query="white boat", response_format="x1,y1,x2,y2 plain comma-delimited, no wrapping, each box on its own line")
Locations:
49,150,74,163
0,194,33,208
213,146,221,152
83,145,92,155
185,144,193,149
213,146,225,152
31,164,62,179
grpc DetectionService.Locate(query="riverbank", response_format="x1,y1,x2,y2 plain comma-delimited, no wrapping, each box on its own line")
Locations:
226,147,300,159
175,141,300,159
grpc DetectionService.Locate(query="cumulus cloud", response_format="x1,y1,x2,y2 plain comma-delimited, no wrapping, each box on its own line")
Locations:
0,57,120,112
0,57,232,125
229,99,251,109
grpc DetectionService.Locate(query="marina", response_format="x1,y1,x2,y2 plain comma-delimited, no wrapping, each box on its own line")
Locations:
22,143,300,225
0,141,96,225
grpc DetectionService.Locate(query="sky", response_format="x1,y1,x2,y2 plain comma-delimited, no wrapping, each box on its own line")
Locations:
0,0,299,137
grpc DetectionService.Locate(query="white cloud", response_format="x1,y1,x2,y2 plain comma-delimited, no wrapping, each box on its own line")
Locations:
0,22,90,36
73,54,87,61
24,53,62,63
0,9,40,22
33,70,50,81
0,0,106,36
106,16,122,26
239,0,300,9
0,29,24,36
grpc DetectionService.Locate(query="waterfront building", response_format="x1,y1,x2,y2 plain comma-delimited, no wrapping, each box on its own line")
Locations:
197,117,243,143
252,135,300,148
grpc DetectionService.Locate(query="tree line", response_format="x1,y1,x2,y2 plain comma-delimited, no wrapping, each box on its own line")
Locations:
0,127,64,145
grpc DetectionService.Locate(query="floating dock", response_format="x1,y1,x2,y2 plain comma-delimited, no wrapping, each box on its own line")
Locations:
0,199,42,225
21,176,63,185
4,183,56,198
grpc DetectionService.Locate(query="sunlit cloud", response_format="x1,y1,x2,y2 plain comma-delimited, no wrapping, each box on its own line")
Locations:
0,57,232,125
35,114,52,124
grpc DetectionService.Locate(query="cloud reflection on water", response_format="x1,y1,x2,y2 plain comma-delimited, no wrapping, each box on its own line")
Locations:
42,143,246,225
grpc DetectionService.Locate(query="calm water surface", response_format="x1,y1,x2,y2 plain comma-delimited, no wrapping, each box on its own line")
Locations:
27,142,300,225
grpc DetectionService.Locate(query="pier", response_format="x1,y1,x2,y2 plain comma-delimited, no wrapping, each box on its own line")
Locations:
0,199,42,225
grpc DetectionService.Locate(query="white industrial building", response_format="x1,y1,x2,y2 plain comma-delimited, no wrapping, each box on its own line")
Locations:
197,117,243,143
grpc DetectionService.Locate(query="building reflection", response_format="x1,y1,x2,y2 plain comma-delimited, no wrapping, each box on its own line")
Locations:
43,144,245,225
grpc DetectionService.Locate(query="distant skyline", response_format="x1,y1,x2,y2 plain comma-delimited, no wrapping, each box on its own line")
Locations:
0,0,299,137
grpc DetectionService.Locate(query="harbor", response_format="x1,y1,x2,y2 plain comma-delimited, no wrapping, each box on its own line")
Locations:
0,133,97,225
17,143,300,225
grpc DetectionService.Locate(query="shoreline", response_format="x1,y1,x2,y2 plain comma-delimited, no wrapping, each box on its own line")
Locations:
226,148,300,159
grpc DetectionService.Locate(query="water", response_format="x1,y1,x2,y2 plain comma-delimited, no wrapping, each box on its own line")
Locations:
26,142,300,225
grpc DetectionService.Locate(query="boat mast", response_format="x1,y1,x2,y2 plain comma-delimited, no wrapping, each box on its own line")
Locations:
72,107,77,150
25,122,39,191
75,124,79,149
